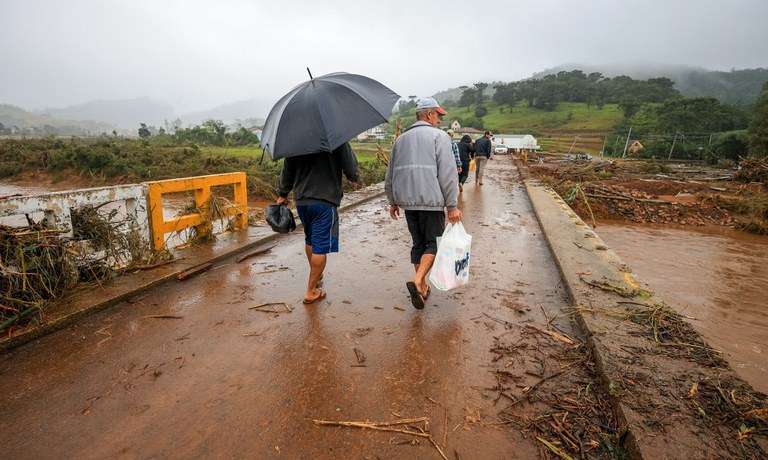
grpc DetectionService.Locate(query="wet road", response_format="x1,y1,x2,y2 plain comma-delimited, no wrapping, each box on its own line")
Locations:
0,161,579,459
597,223,768,394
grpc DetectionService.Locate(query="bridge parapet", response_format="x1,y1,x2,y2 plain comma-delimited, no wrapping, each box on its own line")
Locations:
0,183,149,242
146,172,248,251
0,172,250,254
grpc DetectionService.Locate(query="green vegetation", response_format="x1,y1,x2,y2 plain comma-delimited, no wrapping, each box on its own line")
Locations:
463,71,679,114
0,134,387,199
443,102,623,132
0,137,279,197
748,81,768,156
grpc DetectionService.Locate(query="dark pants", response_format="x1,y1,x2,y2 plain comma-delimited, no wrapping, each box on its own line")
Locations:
404,210,445,264
459,160,470,184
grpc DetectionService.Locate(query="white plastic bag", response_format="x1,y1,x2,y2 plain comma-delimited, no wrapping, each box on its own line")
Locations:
428,222,472,291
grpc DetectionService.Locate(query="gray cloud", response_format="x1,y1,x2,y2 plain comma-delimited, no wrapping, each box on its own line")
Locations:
2,0,767,116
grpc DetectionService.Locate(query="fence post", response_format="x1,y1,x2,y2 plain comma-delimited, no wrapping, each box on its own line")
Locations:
233,172,249,229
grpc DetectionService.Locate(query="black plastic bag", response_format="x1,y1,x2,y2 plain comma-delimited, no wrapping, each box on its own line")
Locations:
266,204,297,234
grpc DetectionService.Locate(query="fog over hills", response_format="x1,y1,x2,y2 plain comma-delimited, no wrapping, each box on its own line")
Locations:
534,63,768,104
179,98,269,127
26,97,269,132
434,63,768,105
40,97,174,130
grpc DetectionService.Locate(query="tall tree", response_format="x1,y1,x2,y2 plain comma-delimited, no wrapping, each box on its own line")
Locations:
138,123,151,138
473,82,489,105
748,80,768,156
459,87,477,107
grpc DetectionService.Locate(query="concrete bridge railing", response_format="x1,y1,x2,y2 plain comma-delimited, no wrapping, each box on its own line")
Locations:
0,172,249,253
0,183,150,241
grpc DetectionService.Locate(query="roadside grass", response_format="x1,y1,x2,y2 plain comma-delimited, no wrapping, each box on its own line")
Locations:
0,138,388,199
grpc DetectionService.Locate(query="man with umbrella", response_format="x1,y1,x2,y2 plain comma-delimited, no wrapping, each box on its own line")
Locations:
386,97,463,309
262,71,400,304
276,143,359,304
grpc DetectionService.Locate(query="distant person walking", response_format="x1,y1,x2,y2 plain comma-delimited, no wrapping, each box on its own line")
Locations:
277,143,359,304
473,131,493,186
385,97,463,309
457,134,473,191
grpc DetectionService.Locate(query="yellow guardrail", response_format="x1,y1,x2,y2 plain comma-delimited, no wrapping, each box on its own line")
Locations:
146,172,248,251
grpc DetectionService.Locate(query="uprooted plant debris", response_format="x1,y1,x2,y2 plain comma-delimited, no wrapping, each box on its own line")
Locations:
0,204,166,335
483,313,626,459
313,416,449,459
174,194,239,247
618,301,727,368
683,375,768,458
527,156,768,234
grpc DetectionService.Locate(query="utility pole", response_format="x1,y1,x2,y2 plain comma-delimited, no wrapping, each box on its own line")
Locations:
668,132,678,160
621,127,632,158
600,135,607,159
567,135,579,154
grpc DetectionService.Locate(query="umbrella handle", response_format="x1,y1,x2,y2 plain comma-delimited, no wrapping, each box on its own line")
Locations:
306,67,316,87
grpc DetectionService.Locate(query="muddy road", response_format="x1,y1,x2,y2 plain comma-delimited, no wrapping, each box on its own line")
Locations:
0,162,607,459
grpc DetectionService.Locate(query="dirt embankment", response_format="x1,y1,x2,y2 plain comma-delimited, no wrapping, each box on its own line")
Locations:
525,156,768,234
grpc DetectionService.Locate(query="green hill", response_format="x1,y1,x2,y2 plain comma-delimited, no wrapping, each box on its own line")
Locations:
393,101,623,154
442,102,622,133
0,104,112,135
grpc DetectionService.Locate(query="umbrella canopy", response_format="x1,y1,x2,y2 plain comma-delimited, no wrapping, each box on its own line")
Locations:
261,71,400,159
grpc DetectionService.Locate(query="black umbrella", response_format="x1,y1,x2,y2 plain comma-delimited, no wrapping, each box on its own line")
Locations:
260,70,400,159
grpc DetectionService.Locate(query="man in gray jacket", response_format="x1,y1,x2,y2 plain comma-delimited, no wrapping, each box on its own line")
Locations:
385,97,463,309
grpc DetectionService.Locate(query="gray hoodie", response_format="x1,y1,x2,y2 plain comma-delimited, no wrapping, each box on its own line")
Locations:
385,121,459,211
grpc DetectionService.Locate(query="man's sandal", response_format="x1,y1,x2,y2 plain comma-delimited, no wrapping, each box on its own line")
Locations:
406,282,425,310
303,288,326,305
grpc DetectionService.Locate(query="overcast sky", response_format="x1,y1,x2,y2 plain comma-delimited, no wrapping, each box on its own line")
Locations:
2,0,767,115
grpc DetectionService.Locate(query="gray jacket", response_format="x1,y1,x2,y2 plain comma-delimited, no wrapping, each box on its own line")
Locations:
385,121,459,211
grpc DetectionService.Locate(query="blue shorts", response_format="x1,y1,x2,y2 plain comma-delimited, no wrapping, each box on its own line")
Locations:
296,203,339,255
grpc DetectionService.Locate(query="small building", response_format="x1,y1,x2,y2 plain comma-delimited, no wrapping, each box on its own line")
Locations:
627,140,644,157
249,126,263,141
493,134,539,152
456,127,484,136
357,124,388,141
450,120,461,131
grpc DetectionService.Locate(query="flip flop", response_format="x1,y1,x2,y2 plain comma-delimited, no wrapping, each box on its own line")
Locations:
423,285,431,300
303,288,326,305
406,282,425,310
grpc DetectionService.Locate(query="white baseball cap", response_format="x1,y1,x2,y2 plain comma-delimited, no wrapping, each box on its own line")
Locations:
415,97,447,115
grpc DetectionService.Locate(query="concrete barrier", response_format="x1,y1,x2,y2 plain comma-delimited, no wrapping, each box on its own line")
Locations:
523,177,768,458
0,183,150,243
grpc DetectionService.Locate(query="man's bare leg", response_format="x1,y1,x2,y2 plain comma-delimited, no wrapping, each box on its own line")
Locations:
305,251,326,302
306,244,323,287
413,254,435,296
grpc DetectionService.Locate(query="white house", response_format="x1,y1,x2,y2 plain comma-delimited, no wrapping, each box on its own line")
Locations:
357,123,388,141
493,134,539,152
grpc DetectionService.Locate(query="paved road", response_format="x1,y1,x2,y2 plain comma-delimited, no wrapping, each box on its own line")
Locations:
0,161,590,459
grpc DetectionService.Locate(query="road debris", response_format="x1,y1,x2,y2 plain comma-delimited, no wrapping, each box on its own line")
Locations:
249,302,292,313
313,417,447,459
236,244,277,263
176,262,213,281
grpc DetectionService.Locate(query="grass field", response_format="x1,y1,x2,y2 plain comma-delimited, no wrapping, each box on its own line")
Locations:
395,101,623,135
440,102,623,133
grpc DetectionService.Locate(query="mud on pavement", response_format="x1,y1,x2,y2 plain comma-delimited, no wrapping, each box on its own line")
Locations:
1,160,622,459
